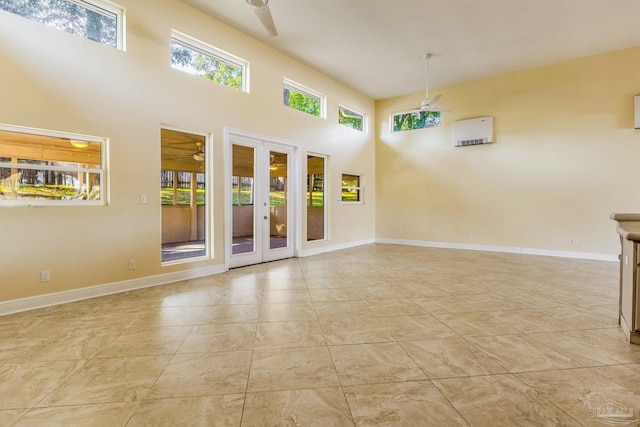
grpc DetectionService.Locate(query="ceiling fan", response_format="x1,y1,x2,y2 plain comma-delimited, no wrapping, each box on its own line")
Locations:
411,53,449,113
191,142,205,161
245,0,278,37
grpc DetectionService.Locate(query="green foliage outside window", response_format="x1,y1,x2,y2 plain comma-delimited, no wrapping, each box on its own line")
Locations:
284,86,321,116
0,0,118,47
393,111,441,132
338,107,364,131
171,40,243,90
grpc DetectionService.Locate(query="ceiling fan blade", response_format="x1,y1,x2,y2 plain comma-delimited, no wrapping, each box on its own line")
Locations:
428,94,442,105
253,4,278,36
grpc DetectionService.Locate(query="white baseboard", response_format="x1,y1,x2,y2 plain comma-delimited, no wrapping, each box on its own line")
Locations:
375,238,618,262
0,264,227,316
299,238,376,257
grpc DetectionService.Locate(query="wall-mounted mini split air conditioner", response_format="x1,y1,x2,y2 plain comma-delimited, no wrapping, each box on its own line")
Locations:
453,116,493,147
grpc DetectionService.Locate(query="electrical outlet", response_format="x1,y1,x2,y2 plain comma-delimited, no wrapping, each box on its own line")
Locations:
467,233,473,240
129,260,136,270
571,238,578,246
140,194,147,204
41,270,50,282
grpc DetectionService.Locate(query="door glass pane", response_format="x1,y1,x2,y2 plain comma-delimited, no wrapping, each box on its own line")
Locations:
269,151,288,249
307,155,325,241
232,144,255,254
161,129,207,262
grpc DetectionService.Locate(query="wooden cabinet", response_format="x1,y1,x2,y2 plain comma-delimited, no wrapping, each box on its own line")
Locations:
611,213,640,345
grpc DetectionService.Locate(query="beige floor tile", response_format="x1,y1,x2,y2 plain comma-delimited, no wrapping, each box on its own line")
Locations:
537,306,618,329
242,388,353,427
313,301,374,320
412,296,478,314
308,287,360,302
351,286,408,300
0,360,84,409
197,304,260,324
247,347,340,392
487,309,575,333
178,323,256,353
258,302,317,322
126,306,206,330
127,395,244,426
344,380,468,426
379,315,458,341
434,374,581,426
13,402,140,427
96,326,192,358
37,355,171,407
528,329,640,366
433,312,520,336
255,321,325,349
0,409,26,426
364,299,426,317
160,289,220,306
467,335,581,373
329,342,426,386
262,289,311,303
0,244,634,426
517,367,639,424
147,351,252,399
401,338,507,378
319,317,394,345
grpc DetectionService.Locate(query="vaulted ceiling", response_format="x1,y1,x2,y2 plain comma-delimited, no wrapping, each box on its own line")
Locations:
181,0,640,100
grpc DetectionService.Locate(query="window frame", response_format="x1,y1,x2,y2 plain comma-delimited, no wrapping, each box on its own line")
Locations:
170,30,249,92
306,153,328,242
390,109,442,133
341,172,363,205
283,78,326,118
0,0,125,50
0,123,109,207
338,105,365,132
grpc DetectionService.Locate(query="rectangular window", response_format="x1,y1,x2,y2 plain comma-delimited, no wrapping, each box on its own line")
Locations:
0,0,124,49
283,78,325,118
341,173,362,204
0,124,107,206
338,105,364,131
392,110,441,132
171,30,248,92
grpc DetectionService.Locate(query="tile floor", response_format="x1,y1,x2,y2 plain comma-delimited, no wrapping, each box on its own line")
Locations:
1,244,639,426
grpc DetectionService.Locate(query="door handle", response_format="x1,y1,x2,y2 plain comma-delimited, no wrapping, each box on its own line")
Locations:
264,216,268,220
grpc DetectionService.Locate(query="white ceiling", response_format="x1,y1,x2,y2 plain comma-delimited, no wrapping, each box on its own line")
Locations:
180,0,640,100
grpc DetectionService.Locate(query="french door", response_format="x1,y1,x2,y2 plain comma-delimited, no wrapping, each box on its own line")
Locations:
227,135,296,268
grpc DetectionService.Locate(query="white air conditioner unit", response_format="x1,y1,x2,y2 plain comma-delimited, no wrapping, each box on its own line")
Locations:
453,116,493,147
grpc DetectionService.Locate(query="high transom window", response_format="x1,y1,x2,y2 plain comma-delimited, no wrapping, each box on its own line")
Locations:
0,0,124,49
0,124,107,206
283,78,325,118
392,110,441,132
338,106,364,131
170,30,248,92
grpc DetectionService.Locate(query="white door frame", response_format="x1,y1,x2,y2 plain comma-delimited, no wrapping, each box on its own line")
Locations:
224,128,301,269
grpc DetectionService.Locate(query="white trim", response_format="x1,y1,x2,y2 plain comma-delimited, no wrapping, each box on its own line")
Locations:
299,238,375,257
0,264,227,317
375,238,618,262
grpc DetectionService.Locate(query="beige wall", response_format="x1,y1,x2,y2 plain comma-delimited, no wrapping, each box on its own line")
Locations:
376,47,640,256
0,0,375,302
